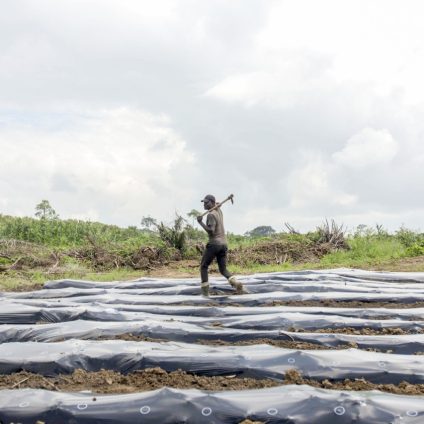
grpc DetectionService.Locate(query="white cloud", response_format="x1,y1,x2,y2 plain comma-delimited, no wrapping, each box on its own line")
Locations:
1,1,424,234
0,108,197,225
206,0,424,109
286,151,357,210
333,128,398,168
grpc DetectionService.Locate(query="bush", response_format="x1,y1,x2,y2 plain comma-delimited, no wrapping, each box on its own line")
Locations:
405,243,424,257
156,215,187,254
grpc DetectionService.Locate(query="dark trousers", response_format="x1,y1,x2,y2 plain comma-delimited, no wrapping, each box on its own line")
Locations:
200,243,232,283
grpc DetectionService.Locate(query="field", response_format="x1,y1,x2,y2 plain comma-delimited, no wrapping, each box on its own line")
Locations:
1,215,424,422
2,212,424,291
1,269,424,423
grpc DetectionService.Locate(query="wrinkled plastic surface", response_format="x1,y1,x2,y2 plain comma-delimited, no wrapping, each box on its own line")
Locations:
0,385,423,424
1,269,424,423
0,339,423,384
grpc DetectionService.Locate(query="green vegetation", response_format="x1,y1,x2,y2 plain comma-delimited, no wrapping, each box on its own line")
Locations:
1,200,424,290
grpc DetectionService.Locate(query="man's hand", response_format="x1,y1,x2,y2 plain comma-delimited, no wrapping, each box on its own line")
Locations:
197,215,203,223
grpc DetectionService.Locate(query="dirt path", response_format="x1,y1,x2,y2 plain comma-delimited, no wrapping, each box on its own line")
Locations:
2,368,424,396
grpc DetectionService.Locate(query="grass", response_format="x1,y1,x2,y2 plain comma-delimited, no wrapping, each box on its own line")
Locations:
2,216,424,291
319,237,408,268
3,254,424,291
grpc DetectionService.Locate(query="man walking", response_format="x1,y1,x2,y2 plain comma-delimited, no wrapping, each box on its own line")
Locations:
197,194,245,296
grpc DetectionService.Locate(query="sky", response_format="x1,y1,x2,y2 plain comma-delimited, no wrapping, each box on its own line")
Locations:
1,0,424,234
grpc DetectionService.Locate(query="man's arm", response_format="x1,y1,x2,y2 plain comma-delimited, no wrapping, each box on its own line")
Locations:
197,213,216,235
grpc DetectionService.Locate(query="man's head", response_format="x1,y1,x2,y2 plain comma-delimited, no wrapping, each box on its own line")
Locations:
201,194,216,210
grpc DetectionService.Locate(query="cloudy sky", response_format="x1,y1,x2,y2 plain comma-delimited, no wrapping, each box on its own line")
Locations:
1,0,424,234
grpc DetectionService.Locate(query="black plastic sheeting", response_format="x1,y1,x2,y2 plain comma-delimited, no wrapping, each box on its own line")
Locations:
0,340,423,384
1,269,424,423
3,269,424,304
1,303,424,333
1,301,424,324
1,318,424,354
0,385,423,424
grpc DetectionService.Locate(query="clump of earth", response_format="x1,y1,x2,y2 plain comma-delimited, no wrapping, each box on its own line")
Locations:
2,368,424,395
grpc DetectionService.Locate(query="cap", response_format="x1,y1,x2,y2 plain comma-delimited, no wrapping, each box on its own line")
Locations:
201,194,216,203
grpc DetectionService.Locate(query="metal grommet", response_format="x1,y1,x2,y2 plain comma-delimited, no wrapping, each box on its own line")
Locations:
406,410,418,417
19,402,29,408
77,403,88,410
334,406,346,416
287,357,296,364
378,361,387,368
202,407,212,416
140,405,151,415
267,408,278,416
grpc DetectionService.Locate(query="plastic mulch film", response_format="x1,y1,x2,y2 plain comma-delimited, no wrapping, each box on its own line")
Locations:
0,385,423,424
0,340,423,384
1,269,424,423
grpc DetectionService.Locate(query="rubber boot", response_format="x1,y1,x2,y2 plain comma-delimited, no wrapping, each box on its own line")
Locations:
201,282,209,297
228,276,245,295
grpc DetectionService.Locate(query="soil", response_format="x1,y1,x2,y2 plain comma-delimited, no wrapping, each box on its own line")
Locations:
289,326,423,335
102,334,424,354
103,333,348,350
265,300,424,308
4,260,424,400
2,368,424,396
0,368,279,393
284,368,424,396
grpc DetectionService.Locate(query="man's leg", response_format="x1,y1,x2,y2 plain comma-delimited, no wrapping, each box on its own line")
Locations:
200,244,216,296
216,245,231,279
216,245,246,294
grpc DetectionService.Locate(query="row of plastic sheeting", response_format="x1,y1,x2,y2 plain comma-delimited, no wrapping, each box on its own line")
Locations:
3,289,424,306
1,318,424,354
2,269,424,303
0,340,423,384
0,385,423,424
42,268,424,289
1,301,423,332
1,269,424,423
1,301,424,324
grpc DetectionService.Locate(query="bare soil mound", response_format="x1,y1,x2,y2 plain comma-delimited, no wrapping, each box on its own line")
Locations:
284,369,424,396
103,333,347,350
267,300,424,308
290,327,423,335
0,369,279,393
2,368,424,396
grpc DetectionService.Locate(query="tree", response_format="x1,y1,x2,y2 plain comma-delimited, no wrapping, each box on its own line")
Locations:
35,200,59,220
140,216,157,230
187,209,201,226
245,225,276,237
157,214,187,253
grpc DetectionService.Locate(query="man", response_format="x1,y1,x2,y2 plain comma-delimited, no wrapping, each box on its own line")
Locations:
197,194,245,296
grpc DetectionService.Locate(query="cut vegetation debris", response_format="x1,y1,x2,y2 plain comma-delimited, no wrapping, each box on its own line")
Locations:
3,211,424,290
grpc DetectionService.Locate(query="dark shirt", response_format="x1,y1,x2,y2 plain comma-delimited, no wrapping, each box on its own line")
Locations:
206,208,227,245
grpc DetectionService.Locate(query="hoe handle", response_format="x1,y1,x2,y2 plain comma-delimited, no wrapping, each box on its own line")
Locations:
200,194,234,218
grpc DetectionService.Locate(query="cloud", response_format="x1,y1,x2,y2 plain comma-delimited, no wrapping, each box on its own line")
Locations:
333,128,398,168
0,108,197,225
1,1,424,234
286,150,357,211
